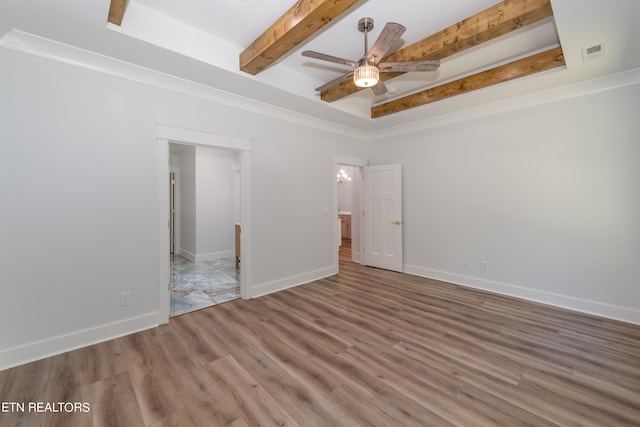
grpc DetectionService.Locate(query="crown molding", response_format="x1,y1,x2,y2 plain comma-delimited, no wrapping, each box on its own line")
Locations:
368,67,640,140
2,29,638,143
0,30,367,141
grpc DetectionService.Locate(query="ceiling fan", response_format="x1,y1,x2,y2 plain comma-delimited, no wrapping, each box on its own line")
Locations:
302,17,440,96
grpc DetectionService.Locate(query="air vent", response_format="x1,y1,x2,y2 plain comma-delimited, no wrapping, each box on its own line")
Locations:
582,44,604,62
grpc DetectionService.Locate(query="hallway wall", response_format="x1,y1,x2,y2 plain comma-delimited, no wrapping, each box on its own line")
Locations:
195,146,238,260
177,145,196,256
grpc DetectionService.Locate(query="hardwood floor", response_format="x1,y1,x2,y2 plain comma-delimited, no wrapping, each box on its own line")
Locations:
2,244,639,426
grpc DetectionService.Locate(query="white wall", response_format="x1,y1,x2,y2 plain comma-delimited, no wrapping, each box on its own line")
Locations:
195,145,238,260
178,145,197,256
337,165,355,212
172,144,237,260
169,149,182,252
369,83,640,323
0,47,366,369
0,2,10,38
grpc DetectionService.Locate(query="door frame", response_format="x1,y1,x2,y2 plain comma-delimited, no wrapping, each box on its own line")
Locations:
169,172,175,255
333,155,367,271
157,125,252,324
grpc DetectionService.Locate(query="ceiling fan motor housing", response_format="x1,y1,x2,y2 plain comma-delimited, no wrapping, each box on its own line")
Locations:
358,17,374,33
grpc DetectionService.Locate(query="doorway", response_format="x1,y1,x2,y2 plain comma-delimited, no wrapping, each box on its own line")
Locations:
168,143,241,316
157,125,252,325
337,164,363,265
334,156,367,272
334,159,404,274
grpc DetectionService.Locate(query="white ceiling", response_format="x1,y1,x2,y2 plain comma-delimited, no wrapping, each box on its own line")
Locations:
1,0,638,134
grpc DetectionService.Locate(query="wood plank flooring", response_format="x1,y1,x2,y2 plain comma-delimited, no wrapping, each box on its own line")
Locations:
2,243,640,426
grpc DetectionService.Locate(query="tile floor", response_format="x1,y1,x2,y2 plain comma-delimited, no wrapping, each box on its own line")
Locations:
170,254,240,316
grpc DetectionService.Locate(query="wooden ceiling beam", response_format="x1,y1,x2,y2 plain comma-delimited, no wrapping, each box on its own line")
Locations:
240,0,361,76
107,0,128,26
321,0,554,102
371,46,565,118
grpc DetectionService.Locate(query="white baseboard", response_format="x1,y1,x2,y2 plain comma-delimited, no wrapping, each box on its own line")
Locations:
251,265,337,299
195,250,234,262
404,264,640,325
0,312,159,371
178,249,234,262
178,248,196,262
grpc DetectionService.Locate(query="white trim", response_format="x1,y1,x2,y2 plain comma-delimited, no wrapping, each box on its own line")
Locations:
0,313,159,371
178,249,236,263
177,249,235,263
178,248,197,262
2,30,639,142
371,68,640,140
158,125,251,151
0,30,366,141
239,150,252,299
404,264,640,326
251,266,337,299
157,138,171,323
333,155,368,168
157,125,252,323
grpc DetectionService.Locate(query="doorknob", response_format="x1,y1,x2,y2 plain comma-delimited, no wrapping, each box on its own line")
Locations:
392,220,402,225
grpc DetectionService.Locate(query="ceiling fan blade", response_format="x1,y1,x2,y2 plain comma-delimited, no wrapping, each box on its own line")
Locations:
379,60,440,72
302,50,359,68
370,80,388,96
367,22,406,64
315,71,354,92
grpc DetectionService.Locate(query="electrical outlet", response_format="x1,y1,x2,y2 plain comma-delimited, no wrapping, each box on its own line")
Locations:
120,291,131,306
481,261,489,271
462,258,468,268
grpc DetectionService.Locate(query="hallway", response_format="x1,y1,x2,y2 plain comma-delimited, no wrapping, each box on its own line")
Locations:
339,238,352,263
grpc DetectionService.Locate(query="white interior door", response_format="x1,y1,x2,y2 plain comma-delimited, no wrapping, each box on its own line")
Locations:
363,164,403,272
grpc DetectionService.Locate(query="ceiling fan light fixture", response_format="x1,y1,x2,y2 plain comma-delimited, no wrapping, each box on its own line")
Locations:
304,18,439,96
354,64,379,87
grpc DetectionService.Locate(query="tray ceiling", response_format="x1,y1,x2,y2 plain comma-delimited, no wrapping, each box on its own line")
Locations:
1,0,638,134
